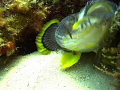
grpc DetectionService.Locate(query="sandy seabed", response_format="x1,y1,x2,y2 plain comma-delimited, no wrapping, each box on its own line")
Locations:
0,51,118,90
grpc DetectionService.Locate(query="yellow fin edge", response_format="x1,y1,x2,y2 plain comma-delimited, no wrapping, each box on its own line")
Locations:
36,19,59,55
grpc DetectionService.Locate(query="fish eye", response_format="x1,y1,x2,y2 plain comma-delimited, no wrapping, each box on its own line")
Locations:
66,15,77,28
68,15,77,23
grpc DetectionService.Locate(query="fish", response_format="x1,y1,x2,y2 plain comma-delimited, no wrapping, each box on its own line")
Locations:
36,0,118,69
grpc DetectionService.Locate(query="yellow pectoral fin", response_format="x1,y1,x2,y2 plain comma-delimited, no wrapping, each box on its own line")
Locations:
36,19,59,55
61,52,81,69
72,17,88,31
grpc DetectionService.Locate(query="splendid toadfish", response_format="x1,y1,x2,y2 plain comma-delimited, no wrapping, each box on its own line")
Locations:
36,0,117,69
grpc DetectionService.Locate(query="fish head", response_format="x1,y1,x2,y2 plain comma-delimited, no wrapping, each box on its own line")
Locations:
55,0,118,52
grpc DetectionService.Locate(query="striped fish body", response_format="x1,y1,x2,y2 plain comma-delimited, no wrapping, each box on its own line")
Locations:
55,0,117,52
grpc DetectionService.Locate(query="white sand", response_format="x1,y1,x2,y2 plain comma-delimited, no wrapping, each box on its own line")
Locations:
0,51,118,90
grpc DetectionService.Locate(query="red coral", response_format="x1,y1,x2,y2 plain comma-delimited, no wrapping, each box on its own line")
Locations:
0,45,8,56
0,41,15,56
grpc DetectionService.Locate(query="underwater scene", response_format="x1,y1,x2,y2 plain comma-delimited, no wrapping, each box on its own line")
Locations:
0,0,120,90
